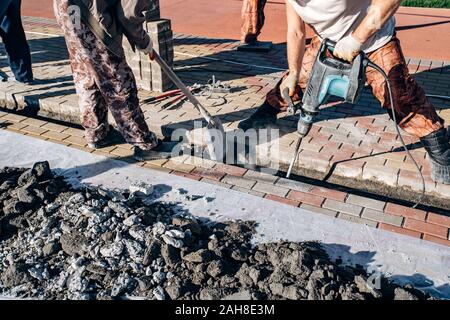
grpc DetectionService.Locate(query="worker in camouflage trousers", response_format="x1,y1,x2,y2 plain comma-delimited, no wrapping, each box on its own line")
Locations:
54,0,170,161
241,0,267,44
239,0,450,184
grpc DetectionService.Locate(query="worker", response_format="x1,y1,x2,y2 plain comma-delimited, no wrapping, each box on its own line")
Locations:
53,0,171,161
241,0,267,44
0,0,33,83
238,0,450,185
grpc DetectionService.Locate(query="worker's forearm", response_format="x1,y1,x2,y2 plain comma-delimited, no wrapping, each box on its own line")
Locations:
353,0,401,44
287,28,306,77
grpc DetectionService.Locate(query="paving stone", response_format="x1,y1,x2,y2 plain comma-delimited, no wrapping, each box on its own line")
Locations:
362,164,399,187
310,186,347,202
22,125,48,136
384,203,427,221
322,199,362,217
337,213,378,228
243,170,278,184
213,163,247,177
361,208,403,227
264,194,300,207
41,122,69,133
231,185,265,198
287,190,325,207
300,204,338,218
423,234,450,247
346,194,386,211
163,159,195,173
426,213,450,228
252,182,289,198
221,174,256,189
191,167,225,181
41,130,70,141
63,135,87,147
200,178,232,189
403,218,448,239
275,178,314,193
378,223,422,239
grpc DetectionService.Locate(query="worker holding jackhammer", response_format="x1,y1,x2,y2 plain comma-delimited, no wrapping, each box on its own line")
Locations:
53,0,171,161
239,0,450,185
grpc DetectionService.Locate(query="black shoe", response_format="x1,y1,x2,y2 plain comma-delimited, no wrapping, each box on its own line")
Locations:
133,140,179,161
87,125,115,149
420,128,450,184
238,102,279,131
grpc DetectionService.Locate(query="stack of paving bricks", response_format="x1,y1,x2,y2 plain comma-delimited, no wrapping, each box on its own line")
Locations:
123,0,174,92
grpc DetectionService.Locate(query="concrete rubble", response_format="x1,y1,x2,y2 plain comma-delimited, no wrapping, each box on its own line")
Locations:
0,162,433,300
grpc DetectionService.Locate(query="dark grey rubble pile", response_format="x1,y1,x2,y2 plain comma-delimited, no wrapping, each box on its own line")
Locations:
0,162,430,300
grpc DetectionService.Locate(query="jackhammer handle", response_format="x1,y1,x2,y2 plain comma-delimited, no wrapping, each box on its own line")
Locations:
151,52,221,129
282,87,298,116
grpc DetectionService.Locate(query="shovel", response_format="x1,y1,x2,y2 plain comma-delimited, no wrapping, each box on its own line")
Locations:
151,52,226,161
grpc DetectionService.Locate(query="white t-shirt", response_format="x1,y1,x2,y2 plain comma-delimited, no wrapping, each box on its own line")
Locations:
288,0,395,53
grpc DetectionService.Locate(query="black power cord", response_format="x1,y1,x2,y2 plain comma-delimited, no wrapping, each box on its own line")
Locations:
367,61,425,207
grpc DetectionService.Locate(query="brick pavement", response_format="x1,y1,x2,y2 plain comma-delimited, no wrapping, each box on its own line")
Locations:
1,109,449,247
1,16,450,212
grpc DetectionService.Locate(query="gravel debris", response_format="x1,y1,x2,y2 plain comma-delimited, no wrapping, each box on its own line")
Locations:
0,163,432,300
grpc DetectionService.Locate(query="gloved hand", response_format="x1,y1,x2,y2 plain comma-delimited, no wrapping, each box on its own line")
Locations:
333,34,363,62
280,72,299,97
139,38,154,55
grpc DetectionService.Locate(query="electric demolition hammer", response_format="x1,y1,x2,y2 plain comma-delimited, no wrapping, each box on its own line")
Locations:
283,39,424,206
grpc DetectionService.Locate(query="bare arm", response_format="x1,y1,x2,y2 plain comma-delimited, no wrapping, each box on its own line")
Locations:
352,0,401,44
286,1,306,79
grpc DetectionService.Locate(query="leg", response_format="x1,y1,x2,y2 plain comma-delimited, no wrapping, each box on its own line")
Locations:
241,0,267,44
54,0,109,144
366,37,444,137
0,0,33,83
98,53,158,150
366,37,449,184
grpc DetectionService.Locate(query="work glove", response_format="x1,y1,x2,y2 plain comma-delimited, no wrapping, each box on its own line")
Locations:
333,34,363,62
280,72,299,97
139,38,154,56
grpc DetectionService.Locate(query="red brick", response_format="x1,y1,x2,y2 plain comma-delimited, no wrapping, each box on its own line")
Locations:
384,203,427,221
172,171,202,181
403,219,449,239
287,190,325,207
310,186,347,202
423,234,450,247
378,223,422,239
265,194,300,207
426,213,450,228
191,167,225,181
213,163,247,177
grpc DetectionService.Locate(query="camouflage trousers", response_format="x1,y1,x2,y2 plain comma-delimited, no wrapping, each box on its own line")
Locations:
54,0,157,149
241,0,267,43
266,36,444,138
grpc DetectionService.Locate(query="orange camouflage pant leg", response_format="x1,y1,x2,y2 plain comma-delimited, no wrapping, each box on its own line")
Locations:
241,0,267,44
366,37,444,138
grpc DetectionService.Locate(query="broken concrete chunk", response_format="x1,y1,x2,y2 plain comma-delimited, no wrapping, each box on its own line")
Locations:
129,182,153,196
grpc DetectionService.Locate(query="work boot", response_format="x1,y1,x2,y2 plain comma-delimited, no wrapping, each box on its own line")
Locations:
420,127,450,185
87,125,115,149
133,140,178,162
237,102,279,131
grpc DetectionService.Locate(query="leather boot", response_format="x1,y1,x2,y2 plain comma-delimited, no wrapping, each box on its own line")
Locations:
420,128,450,185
